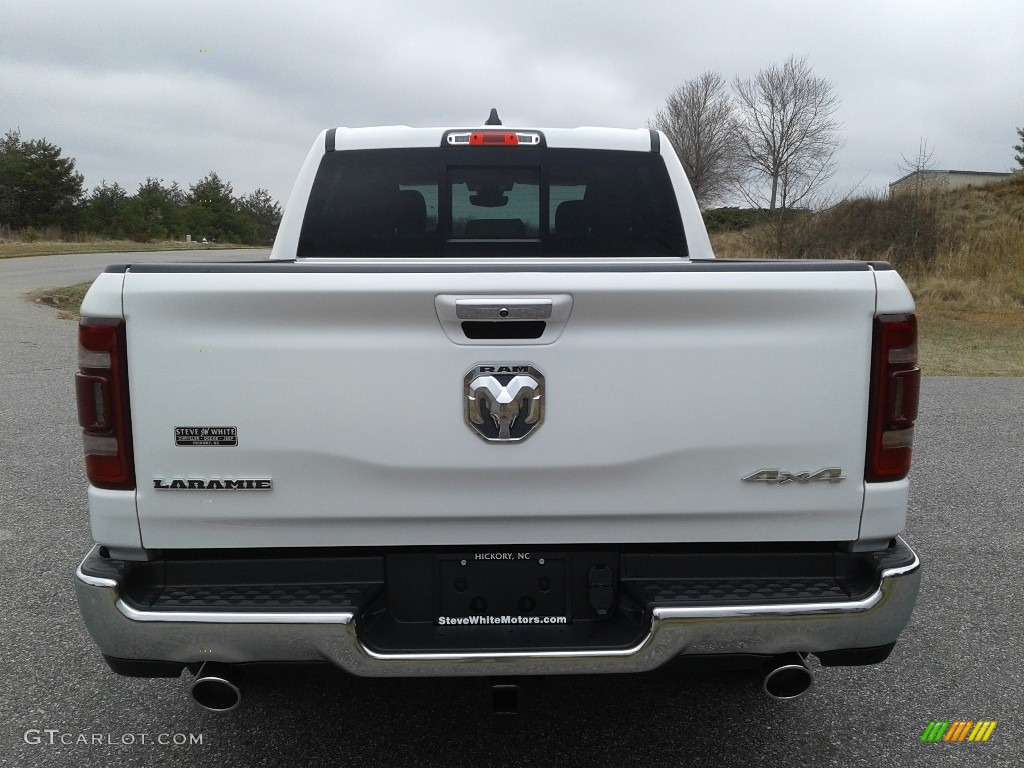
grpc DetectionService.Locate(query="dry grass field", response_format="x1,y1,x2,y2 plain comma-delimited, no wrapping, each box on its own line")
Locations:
711,175,1024,376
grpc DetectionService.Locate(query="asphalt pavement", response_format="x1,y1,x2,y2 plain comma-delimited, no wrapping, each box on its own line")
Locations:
0,251,1020,767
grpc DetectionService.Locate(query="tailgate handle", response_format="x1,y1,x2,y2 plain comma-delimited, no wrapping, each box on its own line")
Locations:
436,294,573,346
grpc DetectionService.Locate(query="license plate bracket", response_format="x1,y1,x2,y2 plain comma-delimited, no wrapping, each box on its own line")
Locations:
436,554,567,622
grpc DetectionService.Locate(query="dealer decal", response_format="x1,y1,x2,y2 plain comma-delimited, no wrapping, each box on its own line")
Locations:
438,615,568,626
153,478,272,491
175,426,238,447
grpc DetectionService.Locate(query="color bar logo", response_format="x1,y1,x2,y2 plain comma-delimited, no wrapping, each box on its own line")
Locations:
920,720,997,743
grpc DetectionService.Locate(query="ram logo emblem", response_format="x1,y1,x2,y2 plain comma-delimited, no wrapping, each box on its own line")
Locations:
465,364,544,442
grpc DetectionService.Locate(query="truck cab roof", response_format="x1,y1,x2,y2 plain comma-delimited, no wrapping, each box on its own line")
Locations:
322,125,659,153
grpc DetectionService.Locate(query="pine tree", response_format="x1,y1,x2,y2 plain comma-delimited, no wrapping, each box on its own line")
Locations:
0,129,84,229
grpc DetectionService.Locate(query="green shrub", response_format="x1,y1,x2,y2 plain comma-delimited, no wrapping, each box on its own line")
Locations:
702,207,765,232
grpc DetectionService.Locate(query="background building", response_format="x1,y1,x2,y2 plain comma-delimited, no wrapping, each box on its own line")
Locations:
889,169,1015,197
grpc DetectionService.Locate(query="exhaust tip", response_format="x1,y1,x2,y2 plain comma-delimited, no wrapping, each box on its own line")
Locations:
190,662,243,712
762,654,813,700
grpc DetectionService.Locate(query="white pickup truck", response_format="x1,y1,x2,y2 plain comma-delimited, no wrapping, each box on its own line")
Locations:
74,115,921,712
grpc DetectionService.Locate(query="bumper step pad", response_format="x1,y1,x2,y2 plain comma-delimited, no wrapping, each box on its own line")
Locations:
129,582,381,612
624,577,852,606
76,539,920,676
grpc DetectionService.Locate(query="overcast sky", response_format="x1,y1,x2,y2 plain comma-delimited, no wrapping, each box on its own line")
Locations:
2,0,1021,207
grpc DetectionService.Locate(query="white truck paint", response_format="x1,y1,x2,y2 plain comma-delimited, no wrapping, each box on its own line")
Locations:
74,121,921,708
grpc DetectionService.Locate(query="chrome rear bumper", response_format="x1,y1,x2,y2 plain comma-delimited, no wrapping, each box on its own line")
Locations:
75,540,921,677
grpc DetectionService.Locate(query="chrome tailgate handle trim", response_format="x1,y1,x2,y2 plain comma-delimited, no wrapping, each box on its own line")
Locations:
455,299,553,320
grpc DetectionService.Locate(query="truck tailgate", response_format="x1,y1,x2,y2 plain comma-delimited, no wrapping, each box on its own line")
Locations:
122,263,878,549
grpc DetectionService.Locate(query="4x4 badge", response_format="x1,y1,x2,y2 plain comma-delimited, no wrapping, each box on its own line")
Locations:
742,468,845,484
465,364,544,442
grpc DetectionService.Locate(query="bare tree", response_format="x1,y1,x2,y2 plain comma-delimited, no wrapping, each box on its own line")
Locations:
896,138,938,196
649,71,740,209
893,138,940,258
732,56,843,212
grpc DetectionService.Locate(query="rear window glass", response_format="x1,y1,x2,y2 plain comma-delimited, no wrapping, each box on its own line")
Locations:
298,147,686,258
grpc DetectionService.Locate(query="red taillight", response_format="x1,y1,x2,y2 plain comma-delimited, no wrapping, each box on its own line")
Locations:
866,314,920,482
469,131,520,145
77,319,135,490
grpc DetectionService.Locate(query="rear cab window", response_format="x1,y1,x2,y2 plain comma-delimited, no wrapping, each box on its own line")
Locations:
298,143,687,258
